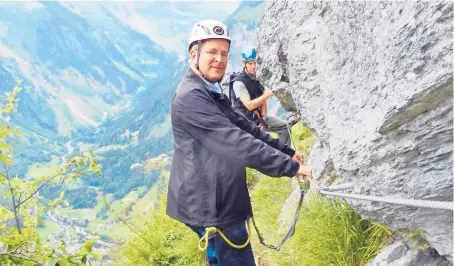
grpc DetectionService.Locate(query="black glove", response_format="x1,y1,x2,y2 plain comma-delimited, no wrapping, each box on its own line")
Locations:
255,118,268,131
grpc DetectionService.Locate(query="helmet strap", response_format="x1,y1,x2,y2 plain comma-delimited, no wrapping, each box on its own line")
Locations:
195,40,211,81
195,40,201,71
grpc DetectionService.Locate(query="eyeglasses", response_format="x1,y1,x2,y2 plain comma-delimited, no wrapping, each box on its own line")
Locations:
204,50,229,59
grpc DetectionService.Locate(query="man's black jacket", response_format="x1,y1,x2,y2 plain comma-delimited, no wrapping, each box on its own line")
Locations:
166,68,300,228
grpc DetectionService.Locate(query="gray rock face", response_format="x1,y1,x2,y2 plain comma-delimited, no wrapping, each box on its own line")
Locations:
366,240,452,266
257,0,453,262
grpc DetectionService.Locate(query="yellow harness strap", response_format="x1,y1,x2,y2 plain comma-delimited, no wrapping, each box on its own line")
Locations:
198,220,251,251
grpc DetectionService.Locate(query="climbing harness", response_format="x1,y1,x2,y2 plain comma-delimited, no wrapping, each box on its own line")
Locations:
198,113,303,252
198,219,252,251
197,187,306,252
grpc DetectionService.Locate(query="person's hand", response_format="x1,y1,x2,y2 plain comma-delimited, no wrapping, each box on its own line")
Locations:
257,119,268,131
262,115,267,121
292,151,304,164
296,163,312,181
263,89,274,98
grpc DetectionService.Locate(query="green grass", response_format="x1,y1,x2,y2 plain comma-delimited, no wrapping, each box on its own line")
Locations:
248,175,296,264
58,207,90,220
248,175,391,266
38,219,60,242
112,120,391,265
269,131,278,139
67,226,77,239
86,218,105,232
259,191,392,266
108,170,204,264
85,180,166,242
247,122,391,265
131,184,160,217
291,121,317,156
94,144,129,154
113,194,204,266
159,158,170,169
26,158,59,178
95,193,113,213
267,121,316,156
246,168,261,187
109,190,140,213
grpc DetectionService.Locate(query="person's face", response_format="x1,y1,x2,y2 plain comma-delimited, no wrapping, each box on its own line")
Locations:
191,39,229,81
245,61,256,76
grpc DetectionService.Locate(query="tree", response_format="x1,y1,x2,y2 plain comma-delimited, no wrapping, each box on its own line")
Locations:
0,81,103,265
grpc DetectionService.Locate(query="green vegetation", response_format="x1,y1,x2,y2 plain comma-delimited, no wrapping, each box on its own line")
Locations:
39,183,99,209
65,187,98,209
26,159,60,179
113,120,391,266
248,122,391,265
38,219,60,242
58,207,92,220
250,181,392,266
113,198,203,265
112,171,204,266
0,81,389,266
249,175,295,265
291,121,317,156
0,82,103,265
94,144,129,154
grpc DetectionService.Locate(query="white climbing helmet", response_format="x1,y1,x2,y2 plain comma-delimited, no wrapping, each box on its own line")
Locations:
187,20,231,51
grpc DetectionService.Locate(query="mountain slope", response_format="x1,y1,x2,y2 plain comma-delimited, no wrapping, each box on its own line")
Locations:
0,1,243,200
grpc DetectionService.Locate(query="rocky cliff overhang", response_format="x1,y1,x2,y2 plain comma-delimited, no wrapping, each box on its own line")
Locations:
257,1,453,263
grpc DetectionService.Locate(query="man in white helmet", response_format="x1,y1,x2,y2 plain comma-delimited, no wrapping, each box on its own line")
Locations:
167,19,312,266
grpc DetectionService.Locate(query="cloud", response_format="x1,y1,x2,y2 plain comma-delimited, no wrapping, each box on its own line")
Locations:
23,1,44,12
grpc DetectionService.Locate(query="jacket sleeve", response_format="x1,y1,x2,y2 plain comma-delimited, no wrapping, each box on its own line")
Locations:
229,108,295,157
174,89,299,178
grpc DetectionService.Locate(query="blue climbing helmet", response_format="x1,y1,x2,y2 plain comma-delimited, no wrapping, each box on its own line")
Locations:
241,47,256,62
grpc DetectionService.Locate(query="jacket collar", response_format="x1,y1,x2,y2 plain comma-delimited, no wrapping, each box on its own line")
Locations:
186,67,224,100
187,67,222,94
